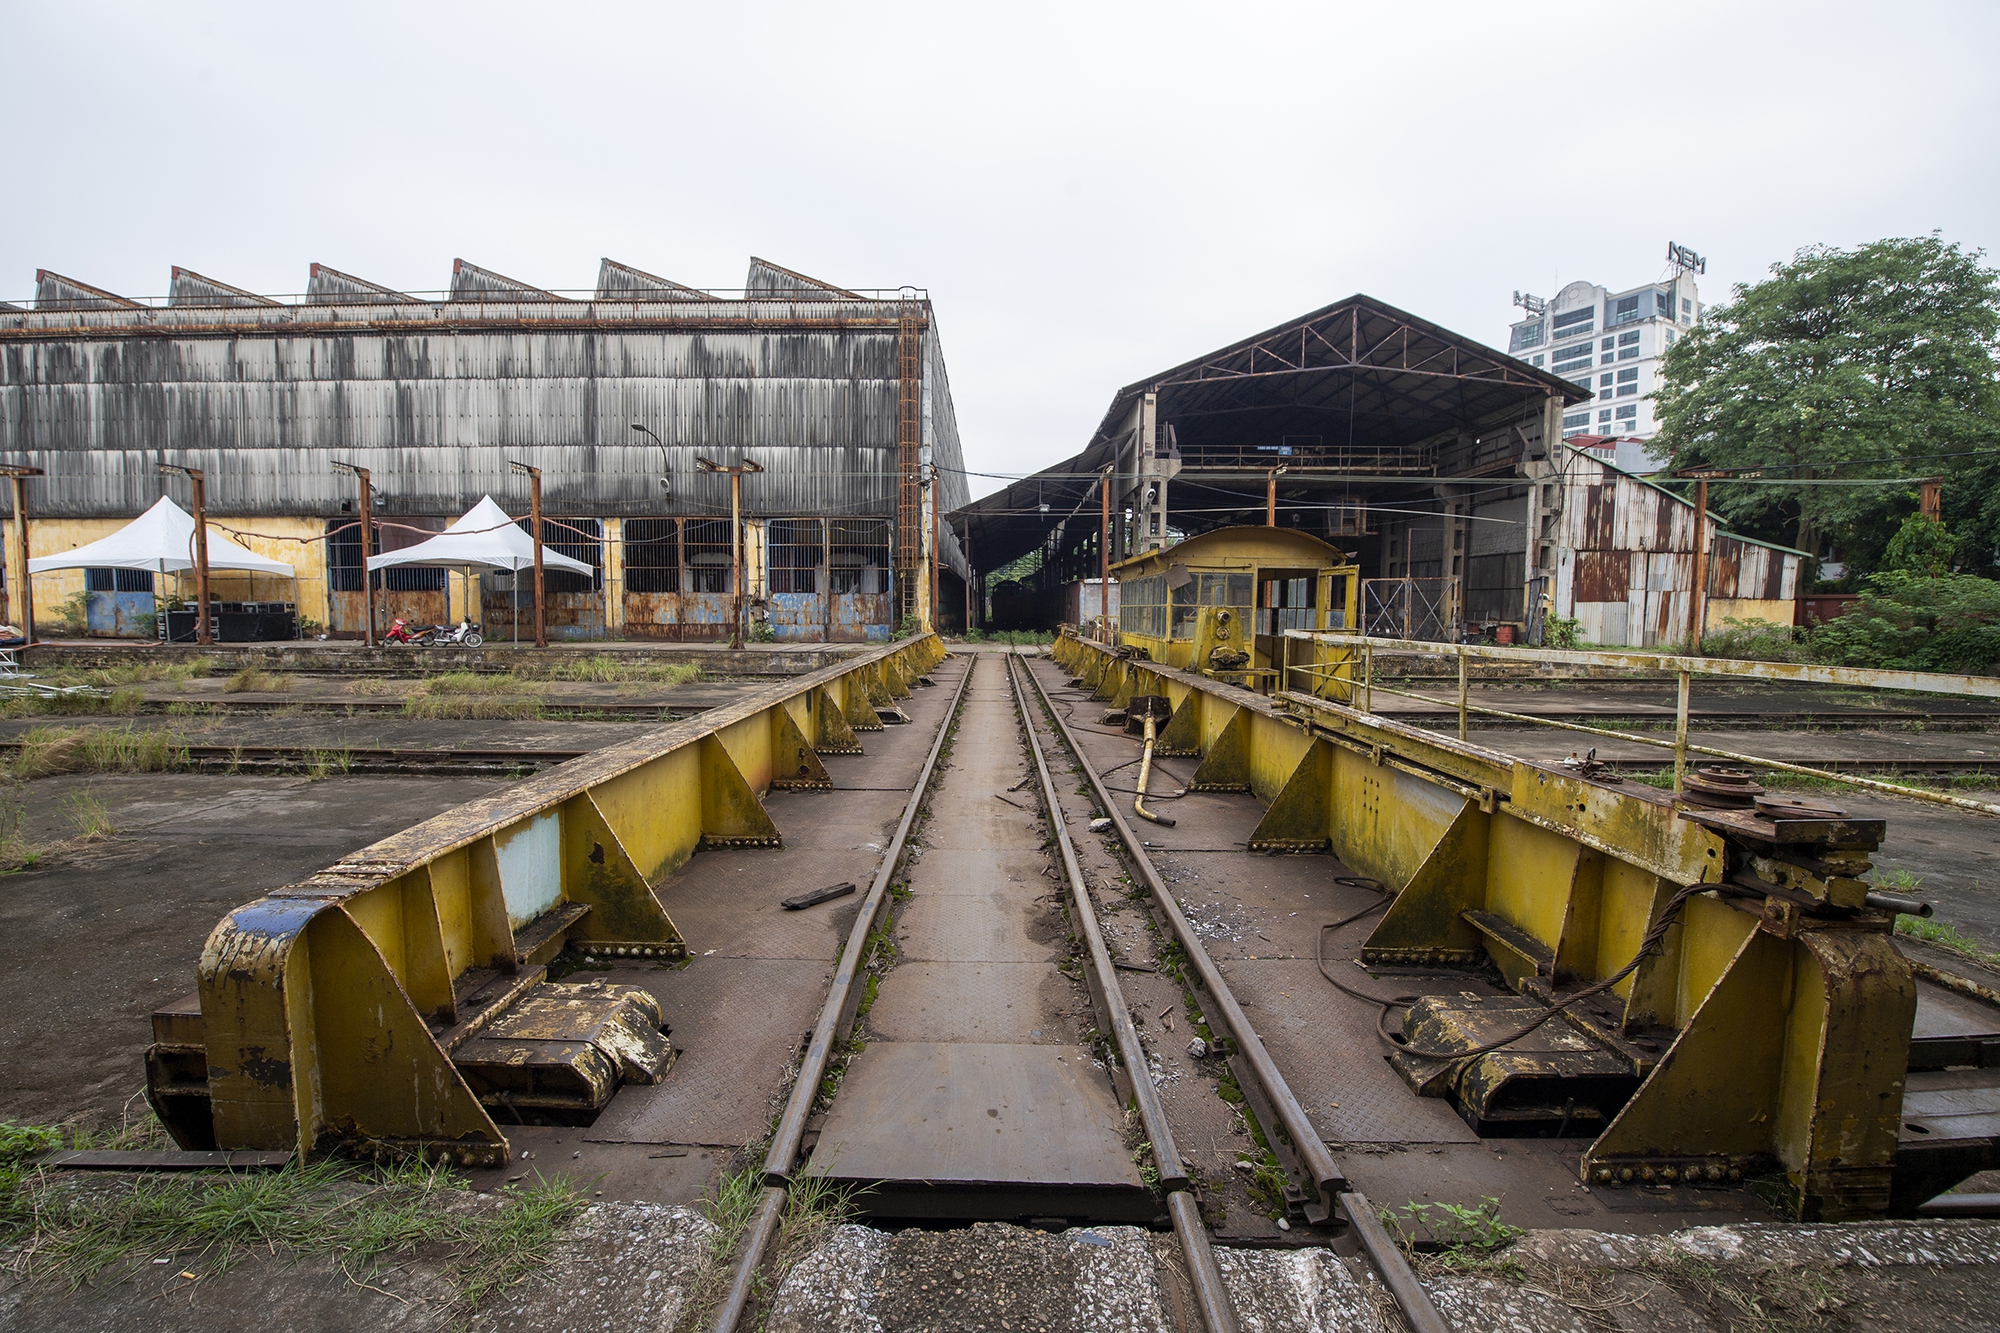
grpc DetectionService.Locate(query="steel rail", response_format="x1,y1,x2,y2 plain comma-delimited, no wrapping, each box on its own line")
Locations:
707,655,973,1333
1018,653,1450,1333
1005,653,1237,1333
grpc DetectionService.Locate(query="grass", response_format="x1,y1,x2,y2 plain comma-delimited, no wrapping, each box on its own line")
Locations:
0,1129,582,1315
518,655,699,686
222,667,294,694
960,630,1052,646
403,672,546,720
6,725,191,779
60,790,115,842
38,661,211,690
301,749,354,781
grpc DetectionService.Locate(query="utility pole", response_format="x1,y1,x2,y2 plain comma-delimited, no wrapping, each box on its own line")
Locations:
160,464,211,645
929,466,941,633
1921,477,1943,522
696,456,764,649
0,465,44,643
1676,465,1749,653
508,461,547,648
1100,465,1112,639
1266,464,1287,527
332,461,376,647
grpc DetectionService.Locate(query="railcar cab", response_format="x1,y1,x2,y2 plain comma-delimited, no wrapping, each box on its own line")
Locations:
1112,527,1359,691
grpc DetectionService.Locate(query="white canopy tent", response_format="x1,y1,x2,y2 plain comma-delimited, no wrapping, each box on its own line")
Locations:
365,495,592,644
26,495,296,642
29,495,295,579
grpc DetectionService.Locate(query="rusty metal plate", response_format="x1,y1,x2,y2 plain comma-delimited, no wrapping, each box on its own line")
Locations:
804,1040,1149,1220
1221,958,1479,1146
863,962,1070,1045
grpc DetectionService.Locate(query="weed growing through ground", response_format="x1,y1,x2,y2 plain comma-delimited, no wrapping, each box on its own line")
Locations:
60,791,114,842
0,1128,581,1315
223,667,294,694
516,656,699,686
7,726,191,779
404,672,546,719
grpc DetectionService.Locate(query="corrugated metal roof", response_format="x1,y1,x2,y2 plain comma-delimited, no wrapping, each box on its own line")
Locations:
746,257,860,300
596,259,709,301
307,264,422,306
169,267,279,308
451,259,567,302
35,270,140,311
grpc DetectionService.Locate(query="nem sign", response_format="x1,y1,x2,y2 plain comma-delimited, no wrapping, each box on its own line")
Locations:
1667,242,1707,275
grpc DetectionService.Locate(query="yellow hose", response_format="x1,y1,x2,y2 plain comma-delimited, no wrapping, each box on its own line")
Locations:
1134,710,1176,827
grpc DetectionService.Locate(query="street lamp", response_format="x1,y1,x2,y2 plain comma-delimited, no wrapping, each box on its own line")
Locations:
160,464,212,644
628,423,673,495
694,456,764,649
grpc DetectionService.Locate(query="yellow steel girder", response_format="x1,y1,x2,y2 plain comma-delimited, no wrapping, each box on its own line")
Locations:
1056,630,1916,1220
182,634,948,1164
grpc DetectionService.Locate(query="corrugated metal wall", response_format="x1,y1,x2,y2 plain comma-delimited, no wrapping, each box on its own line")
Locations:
1552,451,1799,647
0,316,965,525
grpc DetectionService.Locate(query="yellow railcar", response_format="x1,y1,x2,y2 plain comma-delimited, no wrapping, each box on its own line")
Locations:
1111,527,1359,690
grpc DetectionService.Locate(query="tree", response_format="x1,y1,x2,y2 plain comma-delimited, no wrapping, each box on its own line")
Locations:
1651,235,2000,582
1883,513,1957,576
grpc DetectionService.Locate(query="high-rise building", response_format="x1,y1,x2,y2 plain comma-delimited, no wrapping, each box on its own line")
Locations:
1507,274,1701,472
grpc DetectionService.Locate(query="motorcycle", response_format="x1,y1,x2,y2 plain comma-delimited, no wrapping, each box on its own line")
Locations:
419,618,485,648
383,617,421,645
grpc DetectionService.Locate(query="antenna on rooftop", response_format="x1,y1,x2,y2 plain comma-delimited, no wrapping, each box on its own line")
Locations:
1666,242,1707,276
1512,290,1547,316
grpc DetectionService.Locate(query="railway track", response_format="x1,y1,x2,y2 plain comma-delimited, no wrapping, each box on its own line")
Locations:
707,650,1447,1333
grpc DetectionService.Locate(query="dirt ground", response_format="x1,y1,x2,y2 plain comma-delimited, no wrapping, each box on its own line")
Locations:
0,769,519,1127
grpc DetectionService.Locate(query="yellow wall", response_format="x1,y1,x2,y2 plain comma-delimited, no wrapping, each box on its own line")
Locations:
1707,598,1793,629
7,515,332,637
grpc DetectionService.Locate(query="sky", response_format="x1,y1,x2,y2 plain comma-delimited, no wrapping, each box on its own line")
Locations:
3,1,1995,501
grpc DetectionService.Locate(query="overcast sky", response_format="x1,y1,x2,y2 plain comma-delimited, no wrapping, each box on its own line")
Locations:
4,2,1995,500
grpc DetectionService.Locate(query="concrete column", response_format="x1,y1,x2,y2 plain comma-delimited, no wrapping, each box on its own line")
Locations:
603,517,625,635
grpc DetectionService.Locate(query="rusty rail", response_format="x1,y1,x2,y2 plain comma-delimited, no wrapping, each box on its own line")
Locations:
708,653,972,1333
1006,653,1237,1333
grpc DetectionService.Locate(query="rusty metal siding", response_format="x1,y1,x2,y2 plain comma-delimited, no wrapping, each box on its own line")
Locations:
1552,446,1801,646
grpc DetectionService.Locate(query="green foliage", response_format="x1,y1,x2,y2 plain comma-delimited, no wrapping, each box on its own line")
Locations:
0,1147,580,1311
1884,514,1959,576
1652,234,2000,581
1384,1196,1523,1257
1811,570,2000,673
748,617,777,643
1542,615,1581,650
52,592,93,638
1698,573,2000,675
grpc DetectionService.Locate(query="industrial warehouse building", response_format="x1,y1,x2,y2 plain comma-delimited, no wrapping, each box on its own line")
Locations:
0,257,971,641
956,293,1800,648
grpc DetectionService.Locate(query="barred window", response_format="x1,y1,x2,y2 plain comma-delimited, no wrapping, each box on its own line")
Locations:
828,520,891,595
768,519,824,594
85,568,156,593
623,518,679,594
684,519,734,594
518,518,602,594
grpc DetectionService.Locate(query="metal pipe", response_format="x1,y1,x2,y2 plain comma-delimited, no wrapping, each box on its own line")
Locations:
1282,628,2000,702
1133,710,1176,827
709,657,972,1333
1674,669,1691,793
1283,674,2000,817
1338,1192,1449,1333
1020,659,1346,1209
1455,647,1468,742
1867,891,1933,918
1917,1192,2000,1218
